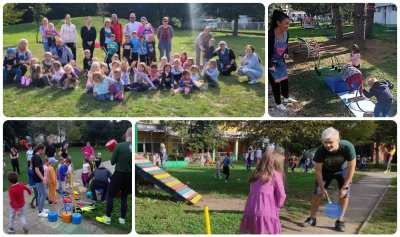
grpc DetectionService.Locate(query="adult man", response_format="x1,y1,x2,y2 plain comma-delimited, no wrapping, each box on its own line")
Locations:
124,13,140,36
45,137,56,161
50,39,74,66
302,127,356,232
110,14,123,58
96,127,132,225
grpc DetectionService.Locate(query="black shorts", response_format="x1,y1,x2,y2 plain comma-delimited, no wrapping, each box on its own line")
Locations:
314,168,351,197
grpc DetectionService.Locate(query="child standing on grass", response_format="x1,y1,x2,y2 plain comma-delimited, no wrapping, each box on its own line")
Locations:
147,34,157,66
82,158,90,188
28,163,38,209
45,23,60,48
240,148,286,234
138,35,148,63
122,35,133,64
350,44,361,69
106,34,118,67
222,152,234,182
214,157,222,178
7,172,31,234
203,38,215,67
362,77,394,117
47,158,58,205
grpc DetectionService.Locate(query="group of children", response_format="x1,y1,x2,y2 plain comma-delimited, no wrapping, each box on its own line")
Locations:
342,44,394,117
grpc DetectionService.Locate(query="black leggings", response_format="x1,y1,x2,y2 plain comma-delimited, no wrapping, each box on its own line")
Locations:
268,71,289,105
106,171,132,219
11,159,20,174
65,42,76,61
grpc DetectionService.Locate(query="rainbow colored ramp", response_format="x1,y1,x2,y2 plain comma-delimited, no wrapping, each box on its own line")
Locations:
135,155,202,205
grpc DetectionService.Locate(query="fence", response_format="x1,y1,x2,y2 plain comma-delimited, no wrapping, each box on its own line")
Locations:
217,22,265,31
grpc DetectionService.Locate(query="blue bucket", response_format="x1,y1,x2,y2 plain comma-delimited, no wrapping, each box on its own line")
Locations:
72,213,82,224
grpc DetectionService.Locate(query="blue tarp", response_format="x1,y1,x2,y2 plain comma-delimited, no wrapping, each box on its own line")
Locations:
324,76,359,93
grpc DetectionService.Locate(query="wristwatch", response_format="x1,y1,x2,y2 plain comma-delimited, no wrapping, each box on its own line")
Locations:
342,186,349,190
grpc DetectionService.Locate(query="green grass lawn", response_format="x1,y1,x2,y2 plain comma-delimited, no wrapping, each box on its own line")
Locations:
2,147,112,191
278,24,397,117
360,178,397,234
135,163,366,234
3,16,265,117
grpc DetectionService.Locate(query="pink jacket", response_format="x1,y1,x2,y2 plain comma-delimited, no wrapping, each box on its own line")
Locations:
137,23,154,40
81,146,95,160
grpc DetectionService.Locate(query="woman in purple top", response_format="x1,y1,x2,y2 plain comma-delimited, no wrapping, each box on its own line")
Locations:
156,17,174,62
240,148,286,234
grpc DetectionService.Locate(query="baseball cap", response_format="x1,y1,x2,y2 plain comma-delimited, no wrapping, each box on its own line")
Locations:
48,157,59,164
7,48,16,55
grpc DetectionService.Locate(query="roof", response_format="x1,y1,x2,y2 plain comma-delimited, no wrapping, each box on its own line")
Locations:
137,123,165,133
375,3,396,7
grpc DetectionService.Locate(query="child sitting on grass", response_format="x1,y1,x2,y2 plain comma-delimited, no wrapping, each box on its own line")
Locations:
84,62,100,93
183,57,195,70
190,65,206,90
120,60,132,91
130,61,156,91
148,63,161,89
92,71,115,101
171,58,184,84
109,69,125,101
362,77,394,117
51,61,64,88
202,59,219,87
171,69,193,95
240,148,286,234
7,172,31,234
161,64,174,90
158,56,168,73
69,59,80,76
180,52,188,66
60,64,79,90
42,52,55,76
30,58,50,88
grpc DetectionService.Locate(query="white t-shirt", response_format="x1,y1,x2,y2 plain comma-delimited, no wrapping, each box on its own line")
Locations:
82,163,90,174
256,149,262,158
124,21,140,36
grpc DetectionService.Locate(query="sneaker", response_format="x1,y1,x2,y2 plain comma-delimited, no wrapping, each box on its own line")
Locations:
110,96,114,101
7,228,16,234
334,220,345,232
23,228,28,234
43,208,49,213
276,104,288,111
38,211,48,218
118,218,126,224
302,217,317,227
248,79,259,84
283,97,298,103
96,215,111,225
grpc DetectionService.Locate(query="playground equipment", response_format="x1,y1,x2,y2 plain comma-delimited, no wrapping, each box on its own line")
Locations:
204,206,212,235
297,37,320,58
135,155,202,204
165,161,188,168
314,52,341,76
70,172,82,224
324,195,343,219
304,17,315,29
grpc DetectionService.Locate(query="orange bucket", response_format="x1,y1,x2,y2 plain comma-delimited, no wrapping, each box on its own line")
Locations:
61,212,72,223
106,139,118,152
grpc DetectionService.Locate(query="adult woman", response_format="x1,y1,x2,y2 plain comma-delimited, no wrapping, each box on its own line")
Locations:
81,141,95,171
60,14,78,60
268,10,297,112
80,16,97,58
238,45,264,84
138,16,154,41
156,17,174,62
31,144,48,217
195,26,212,66
100,18,114,58
39,17,50,52
213,41,237,76
384,144,396,173
10,147,20,175
16,39,32,76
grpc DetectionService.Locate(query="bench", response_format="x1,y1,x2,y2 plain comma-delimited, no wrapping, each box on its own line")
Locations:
297,37,320,58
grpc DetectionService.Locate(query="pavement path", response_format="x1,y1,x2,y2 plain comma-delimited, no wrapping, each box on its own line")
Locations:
3,161,114,234
197,171,397,234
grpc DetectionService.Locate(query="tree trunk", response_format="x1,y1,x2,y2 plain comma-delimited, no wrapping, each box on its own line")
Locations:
374,142,380,168
365,3,375,38
233,16,239,36
332,4,343,43
353,3,366,49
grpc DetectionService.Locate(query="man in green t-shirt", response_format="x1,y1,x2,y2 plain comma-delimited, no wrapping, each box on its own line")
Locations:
302,127,356,232
96,127,132,225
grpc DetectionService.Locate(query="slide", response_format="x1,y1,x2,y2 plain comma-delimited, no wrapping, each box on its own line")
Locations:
135,155,202,205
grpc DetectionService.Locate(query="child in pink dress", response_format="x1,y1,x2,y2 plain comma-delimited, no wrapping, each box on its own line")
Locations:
240,148,286,234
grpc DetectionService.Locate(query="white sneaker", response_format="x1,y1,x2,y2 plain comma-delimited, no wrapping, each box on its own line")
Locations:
110,96,114,101
43,208,49,213
118,218,126,224
283,97,298,103
248,79,259,84
38,212,48,217
276,104,288,111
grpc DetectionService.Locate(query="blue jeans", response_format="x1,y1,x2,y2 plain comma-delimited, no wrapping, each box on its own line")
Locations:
35,182,46,213
374,103,391,117
43,41,50,53
159,40,171,62
3,67,22,84
242,68,263,81
96,93,111,101
8,206,27,230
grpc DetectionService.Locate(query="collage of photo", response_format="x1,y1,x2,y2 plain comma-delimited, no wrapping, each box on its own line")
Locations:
1,1,398,236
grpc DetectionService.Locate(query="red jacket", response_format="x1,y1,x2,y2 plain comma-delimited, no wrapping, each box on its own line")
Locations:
8,182,31,211
110,21,123,43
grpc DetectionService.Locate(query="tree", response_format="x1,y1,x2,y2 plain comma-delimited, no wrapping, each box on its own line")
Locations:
332,4,344,43
371,121,397,167
365,3,375,38
3,3,27,25
353,3,366,49
96,3,110,22
289,3,331,17
29,3,51,43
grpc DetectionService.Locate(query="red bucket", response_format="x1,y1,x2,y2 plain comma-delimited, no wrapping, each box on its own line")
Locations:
106,139,118,152
95,41,100,49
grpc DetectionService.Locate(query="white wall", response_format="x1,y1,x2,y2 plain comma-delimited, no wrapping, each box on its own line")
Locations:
374,6,397,25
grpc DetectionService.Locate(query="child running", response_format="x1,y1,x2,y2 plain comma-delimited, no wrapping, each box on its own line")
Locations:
240,148,286,234
222,152,234,182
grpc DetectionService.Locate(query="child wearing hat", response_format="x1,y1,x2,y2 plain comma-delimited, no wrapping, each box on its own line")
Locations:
47,157,58,204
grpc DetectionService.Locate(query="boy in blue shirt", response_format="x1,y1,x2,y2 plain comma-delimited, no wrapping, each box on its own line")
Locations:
130,31,140,62
222,152,235,182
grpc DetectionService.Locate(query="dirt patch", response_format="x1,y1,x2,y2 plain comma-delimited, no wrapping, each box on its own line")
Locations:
196,197,246,211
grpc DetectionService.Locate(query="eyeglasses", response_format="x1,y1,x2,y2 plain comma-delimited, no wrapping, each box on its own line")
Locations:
130,17,136,19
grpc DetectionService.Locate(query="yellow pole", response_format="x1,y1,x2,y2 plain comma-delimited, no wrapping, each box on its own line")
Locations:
70,171,77,213
204,205,212,235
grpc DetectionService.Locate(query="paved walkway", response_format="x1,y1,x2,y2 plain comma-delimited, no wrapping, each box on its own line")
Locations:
3,161,114,234
198,171,396,234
